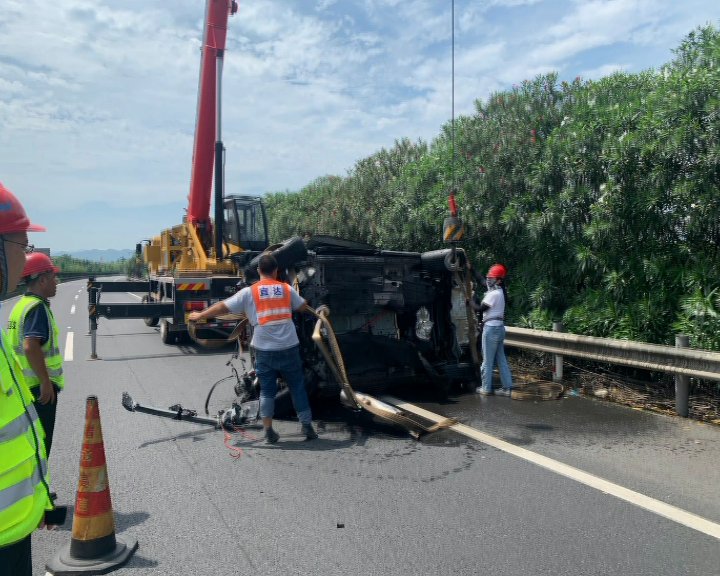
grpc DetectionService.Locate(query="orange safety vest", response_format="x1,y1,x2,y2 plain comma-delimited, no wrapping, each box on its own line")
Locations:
251,279,293,326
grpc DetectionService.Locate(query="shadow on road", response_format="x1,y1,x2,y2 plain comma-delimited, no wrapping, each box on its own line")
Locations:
138,427,220,448
49,508,150,533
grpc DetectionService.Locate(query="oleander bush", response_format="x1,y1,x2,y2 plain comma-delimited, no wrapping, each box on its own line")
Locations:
265,25,720,352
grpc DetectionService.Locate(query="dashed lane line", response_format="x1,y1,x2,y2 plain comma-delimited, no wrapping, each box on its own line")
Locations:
64,332,74,362
70,305,75,315
381,396,720,541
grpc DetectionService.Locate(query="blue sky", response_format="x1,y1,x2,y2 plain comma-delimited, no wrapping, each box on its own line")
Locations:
1,0,718,251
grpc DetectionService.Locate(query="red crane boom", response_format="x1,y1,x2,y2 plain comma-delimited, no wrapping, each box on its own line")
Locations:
187,0,238,231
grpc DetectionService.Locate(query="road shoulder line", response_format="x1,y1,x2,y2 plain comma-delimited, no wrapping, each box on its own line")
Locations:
381,396,720,541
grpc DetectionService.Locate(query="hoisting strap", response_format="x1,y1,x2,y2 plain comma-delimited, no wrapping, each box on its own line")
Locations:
188,313,247,348
307,307,457,438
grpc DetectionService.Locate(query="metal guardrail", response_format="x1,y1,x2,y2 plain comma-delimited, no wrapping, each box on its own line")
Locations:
58,272,95,282
0,273,118,302
505,326,720,382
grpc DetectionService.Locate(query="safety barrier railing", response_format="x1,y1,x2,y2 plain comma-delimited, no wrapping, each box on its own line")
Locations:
505,325,720,416
0,273,117,301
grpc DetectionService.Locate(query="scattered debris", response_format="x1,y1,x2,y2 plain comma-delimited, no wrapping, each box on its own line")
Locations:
511,353,720,424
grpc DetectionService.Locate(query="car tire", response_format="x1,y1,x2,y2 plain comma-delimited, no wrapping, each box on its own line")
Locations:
420,248,465,272
271,236,308,269
245,236,308,278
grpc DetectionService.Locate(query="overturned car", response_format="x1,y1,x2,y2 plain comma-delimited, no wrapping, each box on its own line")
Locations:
115,234,480,431
239,235,479,412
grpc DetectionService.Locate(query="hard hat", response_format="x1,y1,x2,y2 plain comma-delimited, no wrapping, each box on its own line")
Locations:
0,182,46,234
23,252,59,279
487,263,507,279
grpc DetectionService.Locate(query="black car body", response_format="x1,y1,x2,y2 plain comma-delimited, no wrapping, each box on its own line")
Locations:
243,235,478,405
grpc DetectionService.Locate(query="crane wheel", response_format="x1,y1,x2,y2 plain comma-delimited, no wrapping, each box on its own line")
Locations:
142,295,160,327
160,319,175,345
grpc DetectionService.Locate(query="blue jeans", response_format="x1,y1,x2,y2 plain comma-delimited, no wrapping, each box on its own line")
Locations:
480,325,513,393
254,345,312,424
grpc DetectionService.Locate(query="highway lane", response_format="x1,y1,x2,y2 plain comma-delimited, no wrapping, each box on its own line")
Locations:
409,388,720,527
1,279,718,575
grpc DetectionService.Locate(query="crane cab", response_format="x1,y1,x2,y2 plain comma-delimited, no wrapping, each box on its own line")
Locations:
223,195,269,254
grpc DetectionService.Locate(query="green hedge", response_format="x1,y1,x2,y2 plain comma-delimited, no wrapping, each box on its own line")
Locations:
262,25,720,351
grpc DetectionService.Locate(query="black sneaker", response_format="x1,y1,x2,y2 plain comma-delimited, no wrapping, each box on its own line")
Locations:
301,423,318,440
265,427,279,444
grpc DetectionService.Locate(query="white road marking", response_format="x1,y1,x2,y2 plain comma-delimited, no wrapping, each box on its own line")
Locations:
382,396,720,541
64,332,74,362
127,292,143,300
74,294,78,300
70,305,76,314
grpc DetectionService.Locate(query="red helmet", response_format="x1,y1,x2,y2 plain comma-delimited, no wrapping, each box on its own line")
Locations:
22,252,59,278
0,182,45,234
487,263,507,279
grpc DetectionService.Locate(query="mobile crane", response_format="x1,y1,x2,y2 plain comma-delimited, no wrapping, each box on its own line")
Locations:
90,0,480,420
89,0,274,345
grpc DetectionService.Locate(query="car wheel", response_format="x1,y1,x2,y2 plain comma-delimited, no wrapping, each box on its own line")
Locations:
271,236,308,269
420,248,465,272
246,236,308,276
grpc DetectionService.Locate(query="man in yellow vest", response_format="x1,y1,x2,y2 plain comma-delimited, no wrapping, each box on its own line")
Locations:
0,182,53,576
8,252,63,458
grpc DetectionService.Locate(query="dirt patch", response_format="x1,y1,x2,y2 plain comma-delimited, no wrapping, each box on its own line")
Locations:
509,352,720,425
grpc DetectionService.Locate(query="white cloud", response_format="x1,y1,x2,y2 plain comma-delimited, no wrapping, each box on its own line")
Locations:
546,0,659,39
316,0,338,11
0,0,719,250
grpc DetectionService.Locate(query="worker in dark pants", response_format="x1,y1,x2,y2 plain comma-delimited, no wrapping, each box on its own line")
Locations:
8,252,63,458
0,182,54,576
189,254,319,443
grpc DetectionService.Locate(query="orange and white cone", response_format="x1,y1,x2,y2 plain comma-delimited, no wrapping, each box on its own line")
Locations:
47,396,138,575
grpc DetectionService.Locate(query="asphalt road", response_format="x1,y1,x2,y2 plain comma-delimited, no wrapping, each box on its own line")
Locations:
2,279,718,576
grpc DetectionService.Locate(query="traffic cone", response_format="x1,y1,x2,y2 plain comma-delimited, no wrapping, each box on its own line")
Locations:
47,396,138,575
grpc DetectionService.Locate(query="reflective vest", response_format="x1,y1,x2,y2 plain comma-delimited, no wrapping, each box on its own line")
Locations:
7,295,64,391
0,330,52,547
251,279,293,326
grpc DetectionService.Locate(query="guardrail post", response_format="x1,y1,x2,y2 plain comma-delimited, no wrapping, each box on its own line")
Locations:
675,334,690,417
552,321,564,382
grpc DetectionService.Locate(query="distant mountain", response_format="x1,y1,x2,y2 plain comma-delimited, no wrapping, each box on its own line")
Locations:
56,249,135,262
